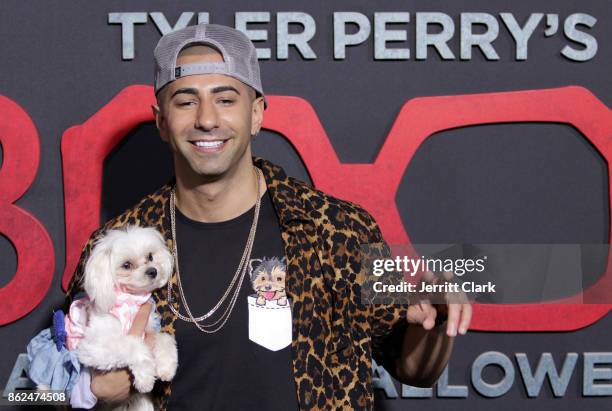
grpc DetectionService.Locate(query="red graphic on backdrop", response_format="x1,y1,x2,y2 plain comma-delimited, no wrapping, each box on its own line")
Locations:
0,96,54,324
58,85,611,331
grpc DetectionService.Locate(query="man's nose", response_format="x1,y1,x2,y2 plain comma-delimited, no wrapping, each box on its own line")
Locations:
195,99,218,130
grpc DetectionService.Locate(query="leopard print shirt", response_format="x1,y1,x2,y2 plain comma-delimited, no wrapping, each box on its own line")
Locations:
65,157,408,410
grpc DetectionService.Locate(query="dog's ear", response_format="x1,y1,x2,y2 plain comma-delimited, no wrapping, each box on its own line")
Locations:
249,258,262,275
84,235,116,313
151,227,174,284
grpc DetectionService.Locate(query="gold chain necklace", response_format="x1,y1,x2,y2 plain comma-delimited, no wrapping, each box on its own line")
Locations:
167,167,262,333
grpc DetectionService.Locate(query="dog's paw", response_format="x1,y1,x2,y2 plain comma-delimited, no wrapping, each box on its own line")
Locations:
154,333,178,381
156,362,176,382
127,336,157,393
131,359,156,393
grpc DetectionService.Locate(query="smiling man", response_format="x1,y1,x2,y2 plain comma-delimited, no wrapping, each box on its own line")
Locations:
153,41,265,223
65,23,471,410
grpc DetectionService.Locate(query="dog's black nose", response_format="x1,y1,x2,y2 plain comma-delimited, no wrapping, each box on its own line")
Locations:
145,267,157,278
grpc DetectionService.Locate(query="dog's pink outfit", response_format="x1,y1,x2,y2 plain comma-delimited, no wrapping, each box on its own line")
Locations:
64,286,152,350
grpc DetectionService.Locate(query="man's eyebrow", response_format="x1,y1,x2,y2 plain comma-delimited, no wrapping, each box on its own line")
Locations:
170,85,241,98
211,85,240,95
170,88,199,98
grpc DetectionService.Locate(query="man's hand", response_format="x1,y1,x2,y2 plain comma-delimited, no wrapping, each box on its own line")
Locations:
407,271,472,337
395,271,472,386
90,302,153,402
407,299,472,337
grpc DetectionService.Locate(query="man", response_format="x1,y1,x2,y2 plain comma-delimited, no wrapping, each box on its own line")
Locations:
66,23,471,410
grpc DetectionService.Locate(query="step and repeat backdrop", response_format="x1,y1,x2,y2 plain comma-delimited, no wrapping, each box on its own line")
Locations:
0,1,611,410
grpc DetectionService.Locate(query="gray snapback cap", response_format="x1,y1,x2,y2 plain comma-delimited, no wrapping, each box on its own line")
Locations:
154,23,266,107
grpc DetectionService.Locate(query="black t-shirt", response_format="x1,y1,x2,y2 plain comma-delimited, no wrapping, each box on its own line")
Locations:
167,190,299,411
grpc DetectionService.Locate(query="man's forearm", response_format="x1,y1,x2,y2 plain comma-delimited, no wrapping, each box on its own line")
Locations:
394,322,454,387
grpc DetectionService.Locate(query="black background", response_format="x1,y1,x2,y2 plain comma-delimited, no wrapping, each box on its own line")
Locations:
0,1,610,409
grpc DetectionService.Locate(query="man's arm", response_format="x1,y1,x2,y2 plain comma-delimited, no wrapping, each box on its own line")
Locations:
360,213,471,388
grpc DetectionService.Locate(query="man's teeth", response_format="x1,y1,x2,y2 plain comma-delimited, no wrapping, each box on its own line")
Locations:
194,140,224,148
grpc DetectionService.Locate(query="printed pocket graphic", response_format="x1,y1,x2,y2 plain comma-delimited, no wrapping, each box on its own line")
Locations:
247,295,292,351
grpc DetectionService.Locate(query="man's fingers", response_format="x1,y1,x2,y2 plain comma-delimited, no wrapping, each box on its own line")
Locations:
458,303,473,335
422,270,436,283
409,301,437,330
90,368,132,402
421,302,437,330
446,303,462,337
128,302,153,336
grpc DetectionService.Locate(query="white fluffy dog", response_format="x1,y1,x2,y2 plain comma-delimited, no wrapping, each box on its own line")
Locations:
75,226,177,411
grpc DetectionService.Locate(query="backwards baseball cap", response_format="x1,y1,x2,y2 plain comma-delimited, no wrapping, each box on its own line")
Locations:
154,23,266,108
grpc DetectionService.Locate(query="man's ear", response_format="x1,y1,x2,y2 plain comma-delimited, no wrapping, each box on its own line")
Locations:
152,103,169,142
250,97,264,136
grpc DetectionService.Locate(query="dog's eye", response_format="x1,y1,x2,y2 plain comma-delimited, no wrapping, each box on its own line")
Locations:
148,252,153,262
277,277,282,281
122,262,132,270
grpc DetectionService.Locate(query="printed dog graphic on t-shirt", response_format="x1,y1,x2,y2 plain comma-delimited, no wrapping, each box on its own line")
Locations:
249,257,288,306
